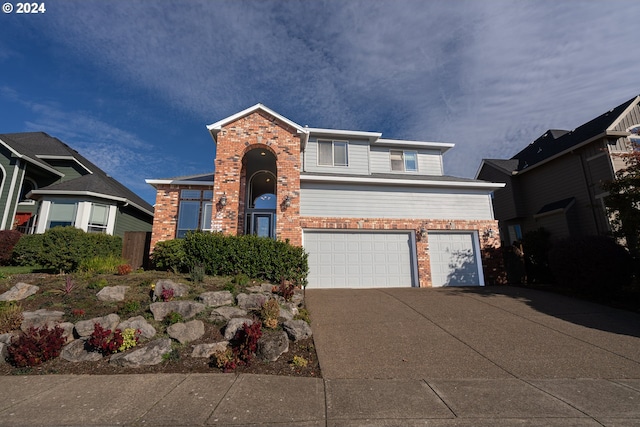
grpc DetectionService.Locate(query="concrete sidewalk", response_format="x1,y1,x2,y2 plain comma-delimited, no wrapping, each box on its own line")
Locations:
0,286,639,426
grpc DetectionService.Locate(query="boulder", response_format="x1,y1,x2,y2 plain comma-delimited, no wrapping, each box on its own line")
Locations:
199,291,233,307
257,331,289,362
236,293,268,310
0,282,39,301
21,309,64,332
75,313,121,337
0,332,14,344
117,316,156,339
96,286,129,302
109,338,172,367
191,341,229,358
283,319,312,341
60,338,103,363
0,342,7,364
59,322,76,343
209,306,247,322
149,301,205,321
278,304,297,321
224,318,254,340
153,279,189,301
167,320,205,344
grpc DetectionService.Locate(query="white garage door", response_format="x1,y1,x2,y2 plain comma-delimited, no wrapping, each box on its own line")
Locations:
304,231,414,289
429,232,484,287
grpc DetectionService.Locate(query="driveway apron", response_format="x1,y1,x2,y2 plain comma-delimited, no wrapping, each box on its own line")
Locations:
305,286,640,380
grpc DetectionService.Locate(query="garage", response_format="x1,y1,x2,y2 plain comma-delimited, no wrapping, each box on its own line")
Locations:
428,231,484,287
303,231,415,288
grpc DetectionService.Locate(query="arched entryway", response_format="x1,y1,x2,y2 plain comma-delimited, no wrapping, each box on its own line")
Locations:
242,148,277,238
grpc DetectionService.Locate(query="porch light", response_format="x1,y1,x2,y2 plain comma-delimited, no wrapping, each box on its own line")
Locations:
283,195,291,208
483,228,494,238
219,193,227,207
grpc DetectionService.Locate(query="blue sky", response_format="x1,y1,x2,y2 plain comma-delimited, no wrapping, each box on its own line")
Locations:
1,0,639,205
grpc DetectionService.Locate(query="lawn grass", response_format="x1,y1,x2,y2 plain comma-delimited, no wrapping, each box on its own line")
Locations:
0,265,50,276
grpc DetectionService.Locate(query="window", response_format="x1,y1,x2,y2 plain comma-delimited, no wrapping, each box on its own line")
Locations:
19,178,36,203
390,150,418,172
318,140,348,166
88,203,109,233
176,189,213,238
47,201,77,229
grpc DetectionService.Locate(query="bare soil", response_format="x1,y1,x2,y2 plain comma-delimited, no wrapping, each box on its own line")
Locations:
0,271,321,378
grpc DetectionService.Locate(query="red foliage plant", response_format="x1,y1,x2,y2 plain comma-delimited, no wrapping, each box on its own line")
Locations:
160,288,174,302
117,264,133,275
224,321,263,371
0,230,22,266
87,323,124,355
7,325,66,368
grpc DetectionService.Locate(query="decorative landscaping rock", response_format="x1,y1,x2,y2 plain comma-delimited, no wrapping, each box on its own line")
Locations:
117,316,156,339
21,309,64,332
109,338,172,367
150,301,205,321
283,319,312,341
0,343,7,364
75,313,121,337
153,279,189,301
209,306,247,322
236,293,268,310
96,286,129,302
167,320,205,344
224,317,254,340
257,331,289,362
59,322,76,343
199,291,234,307
0,333,14,344
0,282,39,301
60,338,103,363
191,341,228,358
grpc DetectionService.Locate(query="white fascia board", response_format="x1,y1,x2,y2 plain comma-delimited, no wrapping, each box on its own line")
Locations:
375,138,455,152
300,174,506,190
206,104,306,136
305,127,382,142
29,190,154,217
145,178,214,187
0,139,64,177
35,155,93,174
607,95,640,131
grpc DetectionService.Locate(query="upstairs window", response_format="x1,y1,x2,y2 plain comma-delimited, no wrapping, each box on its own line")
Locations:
176,189,213,238
390,150,418,172
318,140,348,166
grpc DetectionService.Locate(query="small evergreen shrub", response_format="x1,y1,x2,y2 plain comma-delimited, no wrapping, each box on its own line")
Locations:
11,233,44,266
548,235,633,298
7,325,66,367
232,273,250,287
87,278,109,290
119,300,141,315
164,311,183,326
151,239,188,273
189,263,205,284
0,301,24,333
0,230,22,266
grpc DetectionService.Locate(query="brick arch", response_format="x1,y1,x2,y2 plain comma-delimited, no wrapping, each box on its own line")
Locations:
241,142,278,159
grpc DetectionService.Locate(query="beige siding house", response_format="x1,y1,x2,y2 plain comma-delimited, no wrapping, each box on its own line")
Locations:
477,95,640,244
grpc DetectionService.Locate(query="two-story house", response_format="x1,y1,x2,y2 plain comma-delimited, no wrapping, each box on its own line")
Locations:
0,132,154,237
147,104,504,289
476,95,640,244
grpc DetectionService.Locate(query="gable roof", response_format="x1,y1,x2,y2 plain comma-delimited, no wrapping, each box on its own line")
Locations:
0,132,153,216
511,96,638,173
146,172,214,187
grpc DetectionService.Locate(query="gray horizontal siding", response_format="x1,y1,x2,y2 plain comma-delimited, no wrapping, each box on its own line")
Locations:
369,147,443,175
300,182,494,220
303,138,369,175
612,101,640,132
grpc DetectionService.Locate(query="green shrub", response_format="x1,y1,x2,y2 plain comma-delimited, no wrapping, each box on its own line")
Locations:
37,227,121,273
164,311,184,325
0,230,23,266
189,263,205,284
548,235,633,298
151,239,188,273
183,232,308,286
232,273,250,287
11,234,44,266
79,254,128,274
87,278,109,290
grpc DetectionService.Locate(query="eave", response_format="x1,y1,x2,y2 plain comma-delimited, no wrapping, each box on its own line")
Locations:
28,190,154,217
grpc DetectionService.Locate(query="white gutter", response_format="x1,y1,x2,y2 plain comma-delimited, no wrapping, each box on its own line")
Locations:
305,127,382,142
28,190,154,217
300,174,505,190
375,138,455,152
145,178,214,187
0,139,64,177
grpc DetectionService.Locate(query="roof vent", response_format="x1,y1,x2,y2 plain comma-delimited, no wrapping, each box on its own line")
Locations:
537,147,542,153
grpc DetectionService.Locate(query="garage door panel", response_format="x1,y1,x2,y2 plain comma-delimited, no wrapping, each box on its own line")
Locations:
429,232,482,287
305,231,414,289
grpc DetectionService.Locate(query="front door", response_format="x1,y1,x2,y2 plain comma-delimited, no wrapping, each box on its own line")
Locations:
245,193,276,238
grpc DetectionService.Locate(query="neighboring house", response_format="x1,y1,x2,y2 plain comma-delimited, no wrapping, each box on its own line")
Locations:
147,104,504,289
476,95,640,245
0,132,154,237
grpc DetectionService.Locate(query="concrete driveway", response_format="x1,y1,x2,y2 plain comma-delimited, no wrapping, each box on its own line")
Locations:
305,286,640,380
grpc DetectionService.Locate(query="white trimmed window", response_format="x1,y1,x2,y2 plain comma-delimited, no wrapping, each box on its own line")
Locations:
47,201,77,229
390,150,418,172
87,203,109,233
176,189,213,238
318,140,348,166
